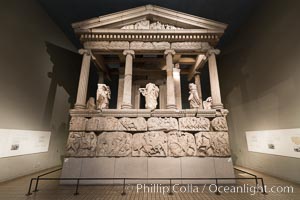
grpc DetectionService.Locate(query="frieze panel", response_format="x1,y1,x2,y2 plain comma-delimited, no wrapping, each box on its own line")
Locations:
211,117,228,131
86,117,119,131
130,42,170,50
66,132,97,157
178,117,210,131
132,131,168,157
69,117,88,131
195,132,230,157
97,132,132,156
147,117,178,131
168,131,196,156
118,117,147,131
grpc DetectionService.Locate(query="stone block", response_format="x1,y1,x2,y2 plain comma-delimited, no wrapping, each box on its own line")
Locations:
147,117,178,131
168,131,196,156
80,157,115,184
97,132,132,157
132,132,168,157
211,117,228,131
214,157,235,184
86,117,119,131
114,157,148,184
66,132,97,157
60,158,83,184
69,117,87,131
118,117,147,131
178,117,210,131
181,157,216,184
195,132,231,157
148,157,181,184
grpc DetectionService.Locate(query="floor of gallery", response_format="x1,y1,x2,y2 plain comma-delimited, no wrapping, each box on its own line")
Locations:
0,166,299,200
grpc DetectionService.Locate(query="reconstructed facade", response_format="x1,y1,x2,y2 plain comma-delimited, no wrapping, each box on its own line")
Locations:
62,5,234,183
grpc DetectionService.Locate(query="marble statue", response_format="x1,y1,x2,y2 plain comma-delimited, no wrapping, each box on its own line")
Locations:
96,84,111,110
203,97,213,109
86,97,96,110
139,83,159,110
188,83,202,108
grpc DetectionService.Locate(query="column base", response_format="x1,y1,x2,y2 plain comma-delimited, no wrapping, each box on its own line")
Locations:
166,104,177,109
74,104,86,109
121,103,133,109
212,103,223,109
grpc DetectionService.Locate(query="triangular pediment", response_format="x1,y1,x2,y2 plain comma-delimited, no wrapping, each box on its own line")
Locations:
72,5,227,32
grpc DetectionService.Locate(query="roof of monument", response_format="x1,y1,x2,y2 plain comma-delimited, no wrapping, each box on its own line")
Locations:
72,5,228,32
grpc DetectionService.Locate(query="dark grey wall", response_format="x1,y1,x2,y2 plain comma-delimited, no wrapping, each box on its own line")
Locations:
219,0,300,183
0,0,80,182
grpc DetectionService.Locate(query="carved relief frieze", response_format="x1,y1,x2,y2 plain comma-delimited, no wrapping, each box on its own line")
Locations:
147,117,178,131
178,117,210,131
97,132,132,156
132,131,168,156
195,132,230,157
168,131,196,156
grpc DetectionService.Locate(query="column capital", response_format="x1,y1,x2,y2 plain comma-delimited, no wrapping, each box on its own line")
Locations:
78,49,91,55
207,49,220,56
123,49,135,57
164,49,176,56
194,71,201,76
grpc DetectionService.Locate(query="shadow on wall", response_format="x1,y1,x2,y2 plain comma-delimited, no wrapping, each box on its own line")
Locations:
218,47,250,103
42,42,82,129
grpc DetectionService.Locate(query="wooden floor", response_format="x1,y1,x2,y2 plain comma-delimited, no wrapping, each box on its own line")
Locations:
0,167,299,200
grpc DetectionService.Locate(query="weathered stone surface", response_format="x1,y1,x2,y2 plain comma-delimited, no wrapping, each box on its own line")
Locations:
130,41,170,50
97,132,132,156
203,97,212,110
188,83,202,108
86,117,119,131
84,41,130,50
66,132,97,157
69,117,87,131
132,131,168,157
195,132,230,157
171,42,210,50
118,117,147,131
147,117,178,131
96,84,111,110
178,117,210,131
139,83,159,110
122,20,182,30
211,117,228,131
168,131,196,156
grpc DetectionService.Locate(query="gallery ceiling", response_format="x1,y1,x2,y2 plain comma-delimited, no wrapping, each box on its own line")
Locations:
38,0,260,49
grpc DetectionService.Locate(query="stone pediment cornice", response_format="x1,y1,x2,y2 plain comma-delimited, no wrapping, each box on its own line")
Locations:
72,5,227,32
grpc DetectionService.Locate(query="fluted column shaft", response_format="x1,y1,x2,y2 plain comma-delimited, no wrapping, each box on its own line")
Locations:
164,49,176,109
121,50,135,109
74,49,91,109
208,49,223,109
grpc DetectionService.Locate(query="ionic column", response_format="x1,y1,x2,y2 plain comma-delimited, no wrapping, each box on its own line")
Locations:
74,49,91,109
174,63,182,109
194,72,203,108
117,68,124,109
121,50,135,109
207,49,223,109
164,49,176,109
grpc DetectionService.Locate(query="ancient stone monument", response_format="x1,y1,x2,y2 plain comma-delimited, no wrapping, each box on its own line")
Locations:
61,5,234,184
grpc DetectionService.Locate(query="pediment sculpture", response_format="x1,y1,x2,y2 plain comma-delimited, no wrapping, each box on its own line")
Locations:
121,20,183,30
